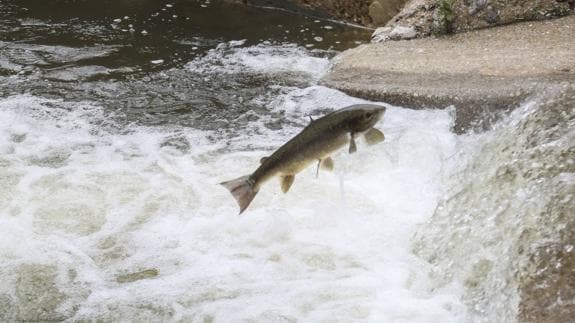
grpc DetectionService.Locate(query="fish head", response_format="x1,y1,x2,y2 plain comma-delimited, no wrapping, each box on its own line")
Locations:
345,104,386,133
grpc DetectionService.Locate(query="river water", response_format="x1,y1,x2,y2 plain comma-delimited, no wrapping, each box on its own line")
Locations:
1,0,573,322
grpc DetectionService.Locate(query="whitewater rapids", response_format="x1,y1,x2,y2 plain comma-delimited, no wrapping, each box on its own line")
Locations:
1,40,572,322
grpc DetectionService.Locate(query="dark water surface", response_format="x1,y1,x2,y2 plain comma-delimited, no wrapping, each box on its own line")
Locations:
0,0,370,130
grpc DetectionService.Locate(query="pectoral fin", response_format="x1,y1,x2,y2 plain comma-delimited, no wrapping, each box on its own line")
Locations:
280,175,295,193
321,157,334,171
349,133,357,154
364,127,385,145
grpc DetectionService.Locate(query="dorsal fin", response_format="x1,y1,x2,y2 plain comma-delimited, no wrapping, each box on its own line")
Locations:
260,156,269,164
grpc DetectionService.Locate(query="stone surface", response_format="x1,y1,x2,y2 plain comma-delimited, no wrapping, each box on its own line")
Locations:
373,0,435,39
375,0,573,41
519,204,575,322
322,14,575,132
369,0,409,25
447,0,573,33
373,25,417,41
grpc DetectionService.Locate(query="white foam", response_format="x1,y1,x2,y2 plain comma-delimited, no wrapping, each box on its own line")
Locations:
185,41,331,81
0,86,472,321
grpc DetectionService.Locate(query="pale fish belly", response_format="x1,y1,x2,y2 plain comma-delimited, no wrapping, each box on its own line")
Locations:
279,133,349,175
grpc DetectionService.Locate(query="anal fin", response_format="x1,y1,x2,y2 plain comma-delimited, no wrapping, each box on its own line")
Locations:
316,156,334,178
364,127,385,145
321,156,334,171
280,175,295,193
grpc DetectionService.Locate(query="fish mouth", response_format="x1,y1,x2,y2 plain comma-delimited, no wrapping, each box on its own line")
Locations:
373,107,385,120
337,103,387,132
363,104,386,126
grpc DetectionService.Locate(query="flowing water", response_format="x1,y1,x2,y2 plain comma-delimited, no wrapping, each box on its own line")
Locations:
1,0,573,322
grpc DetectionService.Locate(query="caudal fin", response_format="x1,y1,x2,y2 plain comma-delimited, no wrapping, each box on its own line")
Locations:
220,175,258,214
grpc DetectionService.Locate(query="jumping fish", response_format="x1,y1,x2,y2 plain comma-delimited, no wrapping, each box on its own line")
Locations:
221,104,386,214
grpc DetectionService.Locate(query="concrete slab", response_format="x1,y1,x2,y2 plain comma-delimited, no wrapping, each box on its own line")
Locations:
322,15,575,132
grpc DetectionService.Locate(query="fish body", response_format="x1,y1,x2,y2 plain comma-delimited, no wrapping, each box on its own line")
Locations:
221,104,386,214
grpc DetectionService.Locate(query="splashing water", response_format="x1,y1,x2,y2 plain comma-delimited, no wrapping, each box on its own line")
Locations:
413,87,575,322
1,1,573,321
0,83,469,321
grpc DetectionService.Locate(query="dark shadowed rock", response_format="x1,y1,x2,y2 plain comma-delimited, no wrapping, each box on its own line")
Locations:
369,0,410,25
515,89,575,323
519,220,575,322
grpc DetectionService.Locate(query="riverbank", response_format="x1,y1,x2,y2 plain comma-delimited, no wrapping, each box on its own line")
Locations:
322,14,575,133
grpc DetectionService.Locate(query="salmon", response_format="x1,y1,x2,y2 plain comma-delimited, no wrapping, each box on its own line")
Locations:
221,104,386,214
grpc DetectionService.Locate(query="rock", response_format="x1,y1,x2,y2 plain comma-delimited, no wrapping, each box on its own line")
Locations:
373,0,436,40
373,0,574,42
369,0,409,25
557,0,575,10
322,15,575,132
519,220,575,322
372,25,417,41
446,0,573,33
372,26,393,42
389,25,417,39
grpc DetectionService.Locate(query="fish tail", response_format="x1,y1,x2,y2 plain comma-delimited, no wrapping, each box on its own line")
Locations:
220,175,258,214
